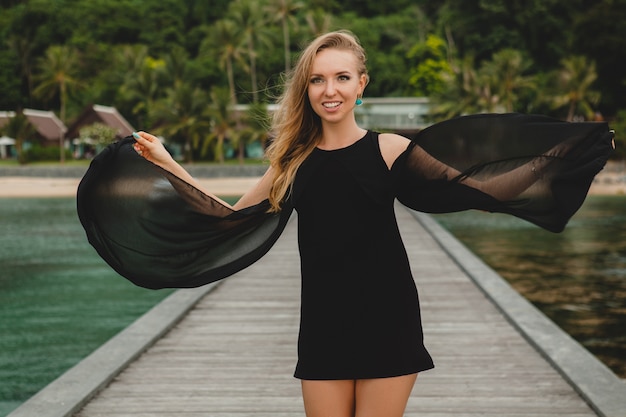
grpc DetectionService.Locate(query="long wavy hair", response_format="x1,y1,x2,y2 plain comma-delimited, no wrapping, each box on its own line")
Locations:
265,30,369,212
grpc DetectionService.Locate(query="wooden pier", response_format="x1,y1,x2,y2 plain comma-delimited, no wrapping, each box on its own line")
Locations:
9,205,626,417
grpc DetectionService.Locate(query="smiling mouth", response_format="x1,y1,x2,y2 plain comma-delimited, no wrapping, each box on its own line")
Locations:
323,102,341,108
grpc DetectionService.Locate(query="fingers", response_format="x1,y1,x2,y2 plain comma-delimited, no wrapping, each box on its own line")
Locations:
132,131,156,145
132,132,151,157
131,131,172,166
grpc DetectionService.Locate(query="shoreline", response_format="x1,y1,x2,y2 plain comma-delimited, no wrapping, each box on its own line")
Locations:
0,172,625,198
0,177,262,198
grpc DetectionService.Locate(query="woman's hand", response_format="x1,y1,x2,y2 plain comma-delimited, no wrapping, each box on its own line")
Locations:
132,131,173,167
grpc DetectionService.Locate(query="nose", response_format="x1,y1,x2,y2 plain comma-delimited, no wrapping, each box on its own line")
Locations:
324,80,336,96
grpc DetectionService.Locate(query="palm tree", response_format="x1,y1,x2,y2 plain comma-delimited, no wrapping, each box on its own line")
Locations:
551,55,601,121
246,103,271,158
117,46,165,128
151,82,211,163
228,0,273,103
429,54,483,120
33,45,82,125
305,8,333,37
433,49,535,119
230,102,271,164
103,44,143,91
200,19,246,105
206,86,239,163
33,45,82,163
480,49,535,112
265,0,304,73
162,45,190,89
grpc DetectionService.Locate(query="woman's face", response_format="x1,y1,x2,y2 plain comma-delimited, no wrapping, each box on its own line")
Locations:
307,48,367,125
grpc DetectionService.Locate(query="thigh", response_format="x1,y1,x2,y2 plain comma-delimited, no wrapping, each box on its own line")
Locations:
354,373,418,417
301,379,356,417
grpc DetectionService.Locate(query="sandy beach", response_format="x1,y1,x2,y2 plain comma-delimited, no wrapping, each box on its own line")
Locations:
0,172,624,198
0,176,262,198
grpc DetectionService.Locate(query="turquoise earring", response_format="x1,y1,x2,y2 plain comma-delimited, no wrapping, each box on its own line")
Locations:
356,97,363,106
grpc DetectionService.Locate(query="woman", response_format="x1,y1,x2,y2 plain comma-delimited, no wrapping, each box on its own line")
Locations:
78,31,614,416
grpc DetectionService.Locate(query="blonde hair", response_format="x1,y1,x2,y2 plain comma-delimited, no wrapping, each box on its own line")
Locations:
265,30,369,212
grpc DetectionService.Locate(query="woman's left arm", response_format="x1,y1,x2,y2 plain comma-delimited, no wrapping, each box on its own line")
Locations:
382,132,614,202
386,124,614,232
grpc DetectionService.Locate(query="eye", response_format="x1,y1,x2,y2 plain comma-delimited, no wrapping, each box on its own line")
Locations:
310,77,324,84
338,75,351,81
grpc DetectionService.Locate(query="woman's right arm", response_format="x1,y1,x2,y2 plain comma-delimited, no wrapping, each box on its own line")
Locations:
132,131,273,210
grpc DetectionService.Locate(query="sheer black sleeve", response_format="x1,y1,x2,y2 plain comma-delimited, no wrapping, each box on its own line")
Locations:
392,113,614,232
77,137,293,290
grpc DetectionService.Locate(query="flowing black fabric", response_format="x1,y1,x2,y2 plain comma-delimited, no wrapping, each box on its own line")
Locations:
76,113,613,290
394,113,613,232
76,139,293,289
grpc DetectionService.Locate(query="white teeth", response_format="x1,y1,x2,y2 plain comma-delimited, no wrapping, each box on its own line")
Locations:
323,102,340,108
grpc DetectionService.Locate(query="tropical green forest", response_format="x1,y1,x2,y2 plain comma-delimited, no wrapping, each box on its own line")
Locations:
1,0,625,161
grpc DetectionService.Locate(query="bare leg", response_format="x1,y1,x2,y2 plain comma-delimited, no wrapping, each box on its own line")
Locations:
354,373,418,417
301,379,356,417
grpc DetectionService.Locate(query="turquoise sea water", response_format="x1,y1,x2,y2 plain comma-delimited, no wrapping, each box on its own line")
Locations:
0,198,174,416
1,195,624,416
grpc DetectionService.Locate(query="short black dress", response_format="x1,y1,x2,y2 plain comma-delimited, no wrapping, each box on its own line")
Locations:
292,131,433,379
76,113,613,379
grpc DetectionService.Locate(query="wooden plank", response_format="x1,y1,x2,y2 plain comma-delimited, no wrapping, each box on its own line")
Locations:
74,207,597,417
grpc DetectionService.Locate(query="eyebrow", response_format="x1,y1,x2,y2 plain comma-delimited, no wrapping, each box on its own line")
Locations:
309,70,352,78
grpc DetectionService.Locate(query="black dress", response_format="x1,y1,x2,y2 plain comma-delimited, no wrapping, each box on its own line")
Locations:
292,131,434,379
76,113,613,379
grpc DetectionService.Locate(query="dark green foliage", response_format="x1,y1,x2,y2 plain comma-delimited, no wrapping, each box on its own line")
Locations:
442,0,577,68
0,0,624,139
337,0,415,17
0,49,22,109
572,0,626,113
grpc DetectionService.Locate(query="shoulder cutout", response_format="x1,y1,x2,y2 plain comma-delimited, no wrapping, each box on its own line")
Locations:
378,133,412,170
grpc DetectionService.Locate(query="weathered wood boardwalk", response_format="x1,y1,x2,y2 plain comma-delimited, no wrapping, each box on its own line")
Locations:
67,205,608,417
